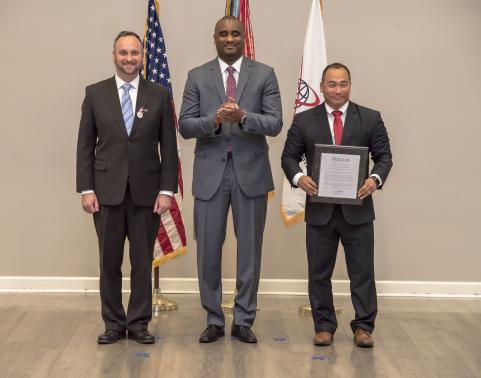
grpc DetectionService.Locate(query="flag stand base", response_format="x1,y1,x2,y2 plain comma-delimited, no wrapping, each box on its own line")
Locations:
222,289,260,312
221,296,235,312
221,288,236,312
152,288,178,315
152,267,178,315
299,304,342,316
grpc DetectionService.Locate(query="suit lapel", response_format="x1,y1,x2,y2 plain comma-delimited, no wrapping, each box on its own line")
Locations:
236,57,252,103
342,102,359,145
129,78,149,138
209,59,227,103
316,103,334,144
105,76,129,138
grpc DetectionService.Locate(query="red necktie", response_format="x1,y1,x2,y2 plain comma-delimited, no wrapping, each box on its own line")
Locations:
225,67,236,153
333,110,343,145
226,66,236,101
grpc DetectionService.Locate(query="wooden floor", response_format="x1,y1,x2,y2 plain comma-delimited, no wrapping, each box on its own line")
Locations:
0,294,480,378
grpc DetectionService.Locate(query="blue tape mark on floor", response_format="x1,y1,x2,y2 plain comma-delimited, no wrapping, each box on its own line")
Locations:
272,337,287,343
312,355,328,361
135,352,151,358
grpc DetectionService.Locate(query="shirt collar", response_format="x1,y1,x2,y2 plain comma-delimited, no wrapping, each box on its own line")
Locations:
115,74,140,90
218,56,243,74
325,101,350,115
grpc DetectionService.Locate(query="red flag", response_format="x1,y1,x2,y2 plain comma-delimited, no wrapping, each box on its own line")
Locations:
225,0,255,60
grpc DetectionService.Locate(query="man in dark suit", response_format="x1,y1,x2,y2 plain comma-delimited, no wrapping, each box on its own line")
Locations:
76,31,178,344
179,16,282,344
282,63,392,348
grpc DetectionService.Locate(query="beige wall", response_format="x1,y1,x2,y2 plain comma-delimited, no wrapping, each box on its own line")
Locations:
1,0,480,281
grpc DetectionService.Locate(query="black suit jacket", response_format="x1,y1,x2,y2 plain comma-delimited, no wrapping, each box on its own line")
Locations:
281,102,393,225
76,76,178,206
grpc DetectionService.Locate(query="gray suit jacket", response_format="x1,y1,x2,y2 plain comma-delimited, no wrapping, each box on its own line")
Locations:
179,57,282,200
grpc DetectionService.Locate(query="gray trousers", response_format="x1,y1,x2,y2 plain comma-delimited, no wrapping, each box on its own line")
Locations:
194,159,268,327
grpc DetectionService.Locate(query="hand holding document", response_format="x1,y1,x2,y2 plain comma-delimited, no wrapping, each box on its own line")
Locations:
311,144,368,205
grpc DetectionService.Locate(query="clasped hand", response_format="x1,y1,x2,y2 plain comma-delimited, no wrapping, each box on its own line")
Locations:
215,97,244,126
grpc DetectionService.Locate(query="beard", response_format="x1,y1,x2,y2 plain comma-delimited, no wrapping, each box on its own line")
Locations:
115,60,141,76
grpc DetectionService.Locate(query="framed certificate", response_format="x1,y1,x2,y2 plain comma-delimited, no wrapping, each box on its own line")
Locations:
311,144,369,205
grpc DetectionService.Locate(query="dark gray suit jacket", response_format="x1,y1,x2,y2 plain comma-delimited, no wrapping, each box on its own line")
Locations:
178,57,282,200
281,102,393,225
76,76,178,206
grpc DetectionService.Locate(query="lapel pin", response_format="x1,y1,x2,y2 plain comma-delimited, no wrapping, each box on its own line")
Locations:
137,106,148,119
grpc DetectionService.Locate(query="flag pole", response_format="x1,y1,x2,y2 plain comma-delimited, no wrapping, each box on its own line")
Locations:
143,0,186,314
152,267,178,314
287,0,341,317
221,0,258,313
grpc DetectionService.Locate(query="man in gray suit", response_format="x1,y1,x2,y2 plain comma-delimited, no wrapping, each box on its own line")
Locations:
179,16,282,344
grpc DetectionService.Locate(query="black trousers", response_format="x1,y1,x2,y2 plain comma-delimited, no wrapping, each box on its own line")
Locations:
93,186,160,332
306,205,377,334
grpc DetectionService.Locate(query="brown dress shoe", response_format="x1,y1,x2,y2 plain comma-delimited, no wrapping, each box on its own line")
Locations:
313,331,333,346
354,328,374,348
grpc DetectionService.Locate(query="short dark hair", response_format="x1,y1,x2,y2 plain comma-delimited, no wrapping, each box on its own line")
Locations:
321,62,351,82
113,31,143,49
214,15,245,35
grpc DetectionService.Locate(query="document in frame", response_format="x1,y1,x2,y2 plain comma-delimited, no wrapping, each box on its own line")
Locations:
311,144,369,205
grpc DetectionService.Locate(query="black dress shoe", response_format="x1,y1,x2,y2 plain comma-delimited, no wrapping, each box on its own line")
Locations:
97,329,126,344
199,325,225,343
231,324,257,343
128,329,155,344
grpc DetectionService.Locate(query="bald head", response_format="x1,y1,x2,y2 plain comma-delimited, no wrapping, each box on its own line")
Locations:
213,16,245,64
214,15,245,36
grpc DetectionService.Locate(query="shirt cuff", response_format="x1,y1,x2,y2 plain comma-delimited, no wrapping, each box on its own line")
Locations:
370,174,383,187
292,172,305,187
159,190,174,197
81,190,94,195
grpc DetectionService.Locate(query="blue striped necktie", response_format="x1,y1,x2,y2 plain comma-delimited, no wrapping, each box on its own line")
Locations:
121,83,134,135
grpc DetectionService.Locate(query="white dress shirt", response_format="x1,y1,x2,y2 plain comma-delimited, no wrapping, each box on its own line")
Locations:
81,73,173,197
292,101,382,187
115,73,139,110
218,57,243,91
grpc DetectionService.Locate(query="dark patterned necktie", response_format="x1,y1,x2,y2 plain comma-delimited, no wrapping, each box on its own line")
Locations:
333,110,343,145
225,66,236,101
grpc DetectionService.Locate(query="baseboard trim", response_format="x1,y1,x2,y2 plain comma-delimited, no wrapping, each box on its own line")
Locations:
0,277,480,298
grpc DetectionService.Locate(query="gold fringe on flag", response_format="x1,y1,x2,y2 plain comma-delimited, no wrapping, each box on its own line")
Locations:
225,0,232,15
280,207,305,227
153,246,187,268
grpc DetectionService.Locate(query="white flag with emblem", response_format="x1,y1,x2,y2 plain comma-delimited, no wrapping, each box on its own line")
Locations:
281,0,327,225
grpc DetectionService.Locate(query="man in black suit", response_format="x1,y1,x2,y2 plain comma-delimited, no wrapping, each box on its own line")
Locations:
76,31,178,344
281,63,392,348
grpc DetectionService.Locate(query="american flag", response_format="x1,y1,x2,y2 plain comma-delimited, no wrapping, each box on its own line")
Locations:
225,0,255,60
143,0,187,266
